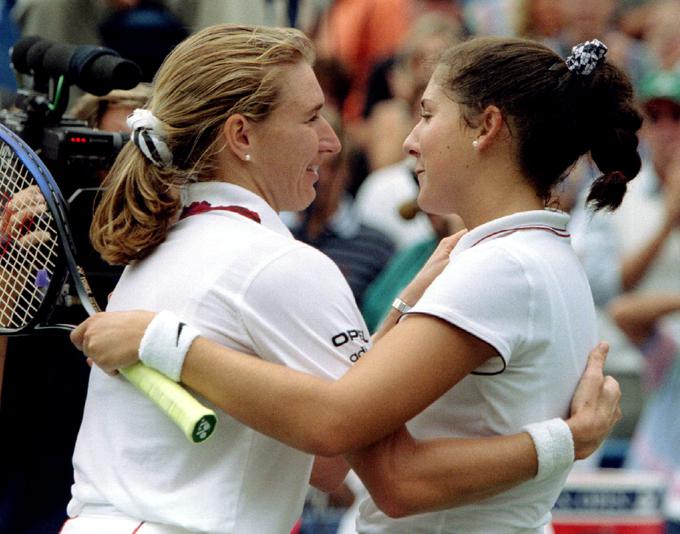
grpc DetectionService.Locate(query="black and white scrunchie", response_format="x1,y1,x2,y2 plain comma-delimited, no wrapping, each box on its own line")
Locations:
126,109,173,168
565,39,608,76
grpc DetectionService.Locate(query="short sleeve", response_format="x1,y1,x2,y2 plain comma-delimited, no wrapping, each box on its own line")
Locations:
239,244,370,381
409,243,533,373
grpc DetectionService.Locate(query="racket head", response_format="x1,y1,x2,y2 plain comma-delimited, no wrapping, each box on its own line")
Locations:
0,123,94,333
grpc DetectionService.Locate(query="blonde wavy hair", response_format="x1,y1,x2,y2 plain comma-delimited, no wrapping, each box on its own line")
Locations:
91,24,315,265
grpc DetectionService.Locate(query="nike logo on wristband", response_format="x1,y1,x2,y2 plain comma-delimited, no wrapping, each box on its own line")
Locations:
176,322,186,347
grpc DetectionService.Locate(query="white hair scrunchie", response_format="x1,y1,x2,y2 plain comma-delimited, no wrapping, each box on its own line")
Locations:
126,108,173,168
565,39,608,76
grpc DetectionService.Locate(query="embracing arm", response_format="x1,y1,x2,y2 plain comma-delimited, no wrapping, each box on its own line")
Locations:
179,315,493,455
72,312,619,458
74,313,620,514
349,343,620,517
74,311,494,453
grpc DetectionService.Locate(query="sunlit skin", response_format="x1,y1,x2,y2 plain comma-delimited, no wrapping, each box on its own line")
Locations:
220,61,341,213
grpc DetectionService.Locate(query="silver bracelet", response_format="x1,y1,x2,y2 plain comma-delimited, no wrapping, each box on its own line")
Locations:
392,297,412,314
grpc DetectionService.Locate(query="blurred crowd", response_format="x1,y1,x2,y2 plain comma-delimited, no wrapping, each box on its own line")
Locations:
2,0,680,532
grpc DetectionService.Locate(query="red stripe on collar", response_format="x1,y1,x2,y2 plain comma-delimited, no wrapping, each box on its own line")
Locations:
179,201,261,224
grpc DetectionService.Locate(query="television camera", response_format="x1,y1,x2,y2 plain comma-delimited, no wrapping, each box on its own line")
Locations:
1,36,142,191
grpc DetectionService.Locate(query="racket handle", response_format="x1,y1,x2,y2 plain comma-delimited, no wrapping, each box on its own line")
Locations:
119,363,217,443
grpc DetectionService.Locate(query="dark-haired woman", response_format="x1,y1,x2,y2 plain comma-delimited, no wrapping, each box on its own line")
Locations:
72,36,635,532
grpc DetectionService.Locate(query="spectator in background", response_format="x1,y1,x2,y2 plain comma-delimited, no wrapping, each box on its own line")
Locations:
362,11,466,172
607,69,680,447
513,0,562,41
289,108,395,309
552,0,646,87
354,13,463,250
568,68,680,460
0,85,148,534
609,291,680,532
314,0,413,122
643,0,680,72
608,69,680,327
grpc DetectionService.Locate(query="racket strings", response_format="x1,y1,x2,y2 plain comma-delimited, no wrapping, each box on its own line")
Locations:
0,142,60,329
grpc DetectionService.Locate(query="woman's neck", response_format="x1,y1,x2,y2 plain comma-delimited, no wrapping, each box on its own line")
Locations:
460,170,545,230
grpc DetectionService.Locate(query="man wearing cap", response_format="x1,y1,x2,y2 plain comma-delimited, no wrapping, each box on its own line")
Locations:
610,69,680,300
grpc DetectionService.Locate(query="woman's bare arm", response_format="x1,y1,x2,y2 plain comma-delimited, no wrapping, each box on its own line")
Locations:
180,315,495,455
73,315,620,513
350,343,620,516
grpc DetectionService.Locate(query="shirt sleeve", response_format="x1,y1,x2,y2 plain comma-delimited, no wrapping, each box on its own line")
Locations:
239,244,370,381
408,243,533,373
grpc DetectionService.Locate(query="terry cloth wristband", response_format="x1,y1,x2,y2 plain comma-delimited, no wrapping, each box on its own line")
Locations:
138,310,201,381
522,418,574,480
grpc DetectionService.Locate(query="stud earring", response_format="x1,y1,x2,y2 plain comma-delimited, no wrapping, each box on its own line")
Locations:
244,154,252,162
472,139,480,149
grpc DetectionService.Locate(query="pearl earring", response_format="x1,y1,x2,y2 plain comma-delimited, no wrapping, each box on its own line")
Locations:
472,139,480,149
244,154,252,162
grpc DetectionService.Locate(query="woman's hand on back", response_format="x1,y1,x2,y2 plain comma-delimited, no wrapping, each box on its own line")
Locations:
71,310,156,374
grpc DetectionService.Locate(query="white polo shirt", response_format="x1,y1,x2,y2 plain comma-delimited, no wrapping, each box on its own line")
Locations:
357,210,596,534
68,182,368,533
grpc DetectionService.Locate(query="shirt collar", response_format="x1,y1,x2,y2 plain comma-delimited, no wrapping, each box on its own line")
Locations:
452,209,571,258
181,182,293,238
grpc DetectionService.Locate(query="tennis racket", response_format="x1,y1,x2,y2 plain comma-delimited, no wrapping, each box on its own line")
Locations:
0,123,216,443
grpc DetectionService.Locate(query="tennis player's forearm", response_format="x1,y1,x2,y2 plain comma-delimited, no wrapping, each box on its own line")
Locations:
349,432,537,517
182,338,367,456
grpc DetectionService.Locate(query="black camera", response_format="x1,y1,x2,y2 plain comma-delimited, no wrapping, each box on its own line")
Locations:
1,36,141,189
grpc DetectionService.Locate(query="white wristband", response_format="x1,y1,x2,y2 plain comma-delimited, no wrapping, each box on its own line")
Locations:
138,310,201,382
522,418,574,480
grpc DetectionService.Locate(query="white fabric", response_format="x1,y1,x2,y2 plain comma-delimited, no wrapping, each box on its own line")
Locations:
353,158,434,250
126,109,166,137
61,504,191,533
522,418,575,481
138,310,201,382
69,182,367,534
356,210,596,534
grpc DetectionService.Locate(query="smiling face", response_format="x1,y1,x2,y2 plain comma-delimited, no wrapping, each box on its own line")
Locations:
247,61,341,212
403,71,477,215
